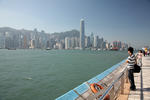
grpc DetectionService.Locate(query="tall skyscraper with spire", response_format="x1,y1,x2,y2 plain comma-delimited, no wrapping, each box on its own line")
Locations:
80,19,85,49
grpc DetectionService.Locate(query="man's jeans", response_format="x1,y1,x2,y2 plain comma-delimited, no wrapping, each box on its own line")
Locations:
128,69,136,89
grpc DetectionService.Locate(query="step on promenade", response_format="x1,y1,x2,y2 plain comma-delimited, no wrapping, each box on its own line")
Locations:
128,56,150,100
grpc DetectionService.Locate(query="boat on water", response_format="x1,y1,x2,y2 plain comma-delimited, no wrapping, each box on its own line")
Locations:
110,47,118,51
46,47,51,50
7,48,16,50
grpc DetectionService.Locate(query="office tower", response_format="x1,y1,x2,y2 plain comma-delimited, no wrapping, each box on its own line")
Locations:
94,35,99,48
71,37,75,48
85,36,90,48
98,37,104,48
18,34,23,49
112,41,122,49
85,37,88,48
55,42,63,49
106,42,110,50
101,41,106,49
117,41,122,49
80,19,85,49
30,39,35,49
90,33,94,47
0,33,5,48
5,32,13,49
23,35,27,49
46,41,50,48
87,36,91,48
113,41,118,48
65,37,69,49
74,37,79,48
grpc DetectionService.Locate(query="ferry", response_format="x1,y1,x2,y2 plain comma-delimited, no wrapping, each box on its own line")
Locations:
46,47,51,50
110,47,118,51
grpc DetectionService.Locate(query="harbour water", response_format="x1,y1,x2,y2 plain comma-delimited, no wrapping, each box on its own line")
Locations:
0,50,128,100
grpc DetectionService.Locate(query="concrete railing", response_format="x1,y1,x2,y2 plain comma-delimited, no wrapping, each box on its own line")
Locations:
56,59,128,100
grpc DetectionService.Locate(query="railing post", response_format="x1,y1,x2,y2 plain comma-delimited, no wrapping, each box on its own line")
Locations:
121,73,125,94
110,85,115,100
126,70,129,83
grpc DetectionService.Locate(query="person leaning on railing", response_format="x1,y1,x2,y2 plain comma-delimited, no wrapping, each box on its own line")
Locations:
126,47,136,91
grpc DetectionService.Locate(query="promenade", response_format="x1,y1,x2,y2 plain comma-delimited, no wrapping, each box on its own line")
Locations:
128,56,150,100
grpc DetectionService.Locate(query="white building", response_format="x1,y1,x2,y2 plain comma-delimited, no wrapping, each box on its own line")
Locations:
65,37,71,49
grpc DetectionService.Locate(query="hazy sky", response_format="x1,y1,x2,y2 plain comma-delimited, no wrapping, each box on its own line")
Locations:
0,0,150,48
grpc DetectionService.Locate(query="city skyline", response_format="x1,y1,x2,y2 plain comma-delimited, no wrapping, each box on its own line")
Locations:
0,0,150,48
0,25,129,50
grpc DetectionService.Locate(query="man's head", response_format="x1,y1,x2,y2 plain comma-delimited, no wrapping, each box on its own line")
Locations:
128,47,134,55
138,50,142,53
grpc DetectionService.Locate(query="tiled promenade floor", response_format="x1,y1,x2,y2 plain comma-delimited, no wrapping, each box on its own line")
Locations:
128,56,150,100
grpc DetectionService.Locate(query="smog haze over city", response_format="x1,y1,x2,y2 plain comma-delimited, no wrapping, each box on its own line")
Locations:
0,0,150,49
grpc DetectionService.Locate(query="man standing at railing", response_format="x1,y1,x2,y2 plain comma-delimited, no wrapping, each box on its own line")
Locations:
126,47,136,90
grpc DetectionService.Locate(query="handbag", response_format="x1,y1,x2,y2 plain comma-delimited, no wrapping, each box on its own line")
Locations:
134,64,141,73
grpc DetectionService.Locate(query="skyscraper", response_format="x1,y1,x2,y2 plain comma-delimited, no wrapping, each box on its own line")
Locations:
0,33,5,48
117,41,122,49
85,36,90,48
65,37,71,49
90,33,94,47
23,35,27,49
30,39,35,49
113,41,118,48
94,35,99,48
80,19,85,49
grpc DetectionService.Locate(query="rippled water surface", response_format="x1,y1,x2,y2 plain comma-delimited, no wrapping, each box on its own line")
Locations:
0,50,128,100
